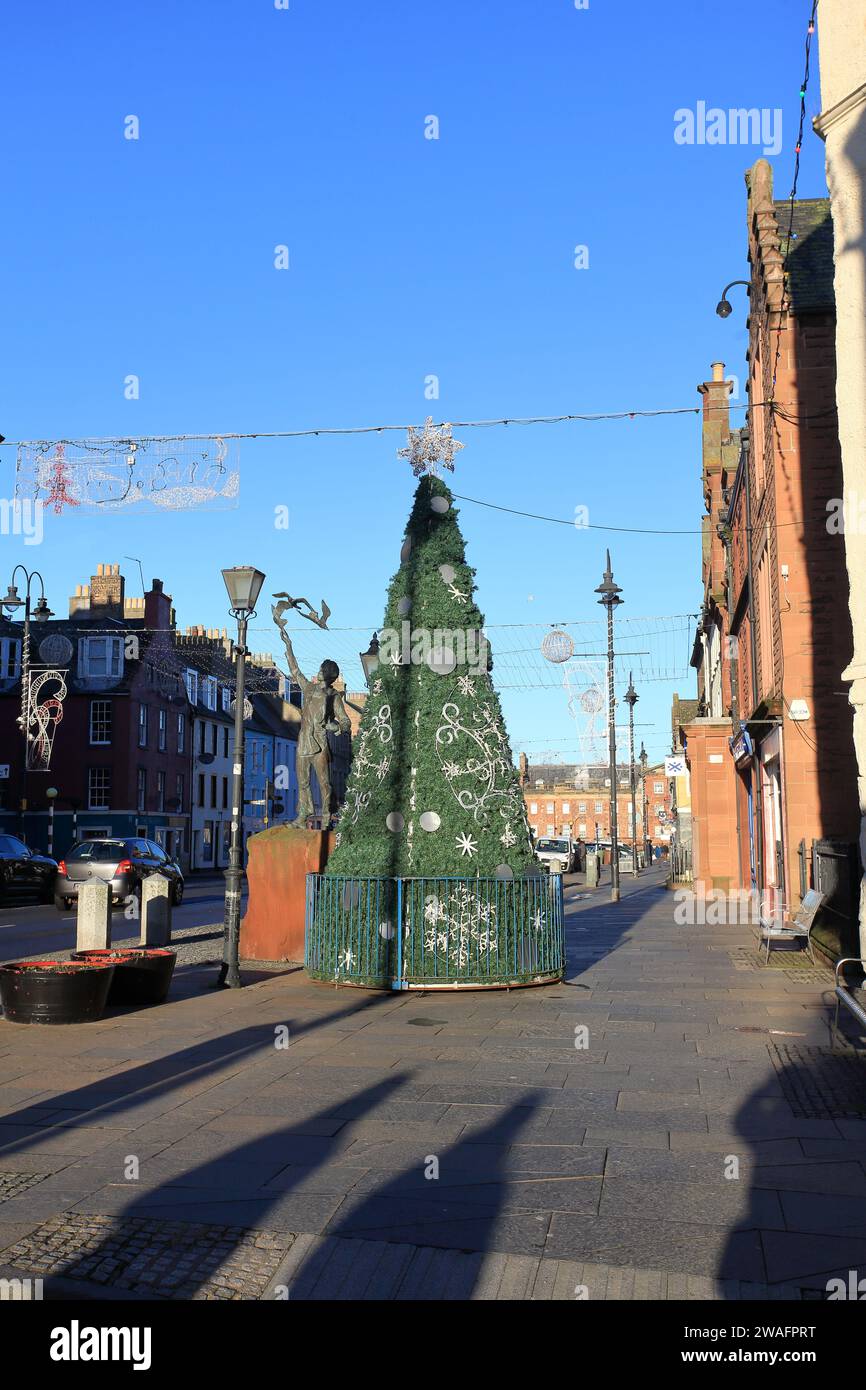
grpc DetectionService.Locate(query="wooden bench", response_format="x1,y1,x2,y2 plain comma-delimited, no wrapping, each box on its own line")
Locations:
759,888,825,964
834,957,866,1037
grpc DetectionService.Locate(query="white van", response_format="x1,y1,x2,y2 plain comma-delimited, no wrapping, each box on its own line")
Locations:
534,836,573,874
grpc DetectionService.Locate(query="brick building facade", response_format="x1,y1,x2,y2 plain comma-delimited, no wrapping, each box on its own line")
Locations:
519,758,672,849
684,160,860,935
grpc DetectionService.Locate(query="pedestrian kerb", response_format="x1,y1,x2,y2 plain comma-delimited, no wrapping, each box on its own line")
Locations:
140,877,172,946
75,882,112,951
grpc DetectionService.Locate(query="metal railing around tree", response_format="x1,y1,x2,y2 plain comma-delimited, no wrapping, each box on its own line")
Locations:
305,872,565,990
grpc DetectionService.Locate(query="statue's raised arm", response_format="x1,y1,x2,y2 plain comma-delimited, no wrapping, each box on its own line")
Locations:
271,603,309,692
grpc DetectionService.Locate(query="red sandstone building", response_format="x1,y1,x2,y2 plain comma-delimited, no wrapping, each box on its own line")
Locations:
682,160,860,940
518,757,672,850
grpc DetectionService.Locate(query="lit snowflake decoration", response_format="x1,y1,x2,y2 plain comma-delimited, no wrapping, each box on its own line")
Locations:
398,417,464,478
456,832,477,858
456,675,475,698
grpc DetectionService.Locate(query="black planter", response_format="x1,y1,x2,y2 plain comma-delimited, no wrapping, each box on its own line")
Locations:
71,949,177,1006
0,960,115,1025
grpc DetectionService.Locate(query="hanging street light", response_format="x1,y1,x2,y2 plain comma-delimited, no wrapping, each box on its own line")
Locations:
218,565,266,989
595,551,623,903
360,633,380,690
2,567,52,839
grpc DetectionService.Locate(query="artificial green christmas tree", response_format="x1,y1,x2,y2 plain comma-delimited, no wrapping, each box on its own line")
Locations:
306,423,563,988
327,474,535,880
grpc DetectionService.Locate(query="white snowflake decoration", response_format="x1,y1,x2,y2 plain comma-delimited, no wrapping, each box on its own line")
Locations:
446,582,468,604
500,824,517,849
420,883,498,971
456,832,477,858
398,417,464,478
457,675,475,698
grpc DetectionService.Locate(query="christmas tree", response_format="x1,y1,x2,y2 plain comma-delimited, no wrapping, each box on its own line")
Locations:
326,471,536,880
307,428,563,988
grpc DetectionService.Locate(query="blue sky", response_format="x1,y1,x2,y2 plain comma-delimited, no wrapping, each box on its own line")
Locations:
0,0,827,763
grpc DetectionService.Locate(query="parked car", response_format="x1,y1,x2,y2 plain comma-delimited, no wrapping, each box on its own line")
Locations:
0,834,58,903
534,836,574,874
54,838,184,911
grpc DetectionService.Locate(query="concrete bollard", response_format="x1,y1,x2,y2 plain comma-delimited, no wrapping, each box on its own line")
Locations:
140,877,172,946
76,882,112,951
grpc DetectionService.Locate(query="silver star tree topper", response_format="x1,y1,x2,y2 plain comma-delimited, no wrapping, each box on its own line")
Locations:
398,417,464,477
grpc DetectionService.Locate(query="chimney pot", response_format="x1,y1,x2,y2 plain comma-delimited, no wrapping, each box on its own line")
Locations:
711,362,725,382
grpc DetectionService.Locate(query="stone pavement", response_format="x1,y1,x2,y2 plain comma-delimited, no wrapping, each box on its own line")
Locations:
1,866,865,1300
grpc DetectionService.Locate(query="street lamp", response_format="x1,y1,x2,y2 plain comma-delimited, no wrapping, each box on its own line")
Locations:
46,786,58,859
218,565,266,989
359,633,380,690
624,672,639,875
640,742,650,867
595,550,623,903
715,280,751,319
1,568,53,839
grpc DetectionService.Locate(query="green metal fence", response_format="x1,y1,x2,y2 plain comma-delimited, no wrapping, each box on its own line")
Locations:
305,873,564,990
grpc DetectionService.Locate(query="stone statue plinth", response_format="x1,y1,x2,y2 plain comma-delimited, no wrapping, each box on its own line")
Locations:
240,824,336,965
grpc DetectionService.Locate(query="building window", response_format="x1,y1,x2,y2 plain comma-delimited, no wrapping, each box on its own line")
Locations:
594,801,603,814
578,802,586,813
198,773,205,809
0,638,21,680
546,823,555,836
222,776,229,809
177,712,185,753
578,822,587,836
546,802,554,814
88,767,111,810
203,676,218,711
223,726,230,758
529,801,538,814
89,700,112,745
176,773,185,810
184,669,199,706
210,722,218,755
210,775,217,809
78,636,123,679
221,686,232,713
137,768,147,812
562,802,570,814
138,703,148,747
157,709,166,751
157,771,166,812
654,782,664,794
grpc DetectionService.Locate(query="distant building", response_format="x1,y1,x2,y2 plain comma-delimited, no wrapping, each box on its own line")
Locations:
518,759,672,849
0,565,191,864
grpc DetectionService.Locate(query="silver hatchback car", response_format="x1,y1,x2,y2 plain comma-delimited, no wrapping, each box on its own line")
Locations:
54,837,184,911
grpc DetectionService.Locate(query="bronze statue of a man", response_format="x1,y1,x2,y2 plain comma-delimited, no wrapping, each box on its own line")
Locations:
272,605,351,828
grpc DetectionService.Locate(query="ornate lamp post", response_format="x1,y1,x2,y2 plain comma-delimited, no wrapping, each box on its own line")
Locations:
1,569,53,838
218,565,265,989
624,672,639,875
595,551,623,903
640,742,650,867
